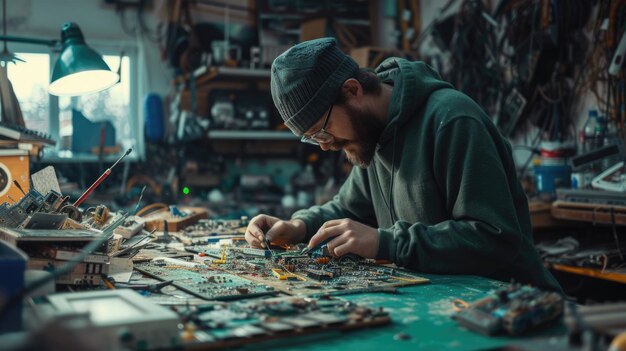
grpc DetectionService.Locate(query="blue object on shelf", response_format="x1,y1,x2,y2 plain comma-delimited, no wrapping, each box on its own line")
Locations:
534,164,572,194
145,93,164,141
0,241,27,333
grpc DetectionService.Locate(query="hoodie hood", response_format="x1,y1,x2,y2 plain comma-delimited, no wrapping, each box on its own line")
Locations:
375,59,453,147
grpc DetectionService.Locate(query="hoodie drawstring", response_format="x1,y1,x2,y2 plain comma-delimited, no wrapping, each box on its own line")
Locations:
389,127,398,223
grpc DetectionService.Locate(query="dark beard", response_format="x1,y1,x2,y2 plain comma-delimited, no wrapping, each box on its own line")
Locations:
340,104,386,168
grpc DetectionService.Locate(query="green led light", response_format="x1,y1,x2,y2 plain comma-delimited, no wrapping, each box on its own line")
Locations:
182,186,190,195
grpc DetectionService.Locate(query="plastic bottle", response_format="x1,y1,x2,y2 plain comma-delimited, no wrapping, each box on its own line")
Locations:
594,116,606,150
582,109,599,153
601,117,623,171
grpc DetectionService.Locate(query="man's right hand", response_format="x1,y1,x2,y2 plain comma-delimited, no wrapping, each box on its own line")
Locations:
245,215,307,248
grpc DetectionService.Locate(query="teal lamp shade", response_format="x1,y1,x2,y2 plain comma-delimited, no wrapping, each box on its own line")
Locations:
48,23,119,96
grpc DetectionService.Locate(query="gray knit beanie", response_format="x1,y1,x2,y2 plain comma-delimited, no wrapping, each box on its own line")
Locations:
271,38,359,136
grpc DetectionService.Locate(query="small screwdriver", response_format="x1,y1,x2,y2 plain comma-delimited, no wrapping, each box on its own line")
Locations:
301,237,332,255
262,233,273,259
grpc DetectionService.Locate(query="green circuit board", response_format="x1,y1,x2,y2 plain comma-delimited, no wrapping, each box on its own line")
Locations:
184,243,430,297
134,262,276,301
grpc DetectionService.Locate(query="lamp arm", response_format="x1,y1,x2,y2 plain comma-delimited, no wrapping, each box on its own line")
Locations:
0,35,59,49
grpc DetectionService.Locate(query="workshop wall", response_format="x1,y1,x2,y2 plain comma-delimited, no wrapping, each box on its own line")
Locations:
415,0,624,177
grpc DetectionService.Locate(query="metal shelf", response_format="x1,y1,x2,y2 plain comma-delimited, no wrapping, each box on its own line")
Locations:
174,66,271,85
213,67,271,78
208,130,298,140
40,152,139,163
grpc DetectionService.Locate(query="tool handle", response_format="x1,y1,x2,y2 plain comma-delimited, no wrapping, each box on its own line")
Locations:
73,169,111,207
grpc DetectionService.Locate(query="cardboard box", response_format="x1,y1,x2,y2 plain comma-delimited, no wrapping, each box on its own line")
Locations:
300,17,328,42
350,46,416,68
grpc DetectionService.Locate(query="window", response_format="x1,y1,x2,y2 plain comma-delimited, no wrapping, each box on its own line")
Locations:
59,56,133,152
6,53,49,132
6,50,141,161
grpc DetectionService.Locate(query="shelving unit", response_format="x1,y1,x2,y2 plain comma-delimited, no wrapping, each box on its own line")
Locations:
213,67,271,78
174,66,271,86
208,130,298,140
541,199,626,287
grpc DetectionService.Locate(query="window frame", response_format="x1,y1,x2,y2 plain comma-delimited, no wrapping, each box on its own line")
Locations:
7,41,143,162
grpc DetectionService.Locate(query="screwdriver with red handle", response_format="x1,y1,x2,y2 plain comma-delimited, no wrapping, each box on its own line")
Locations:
73,148,133,207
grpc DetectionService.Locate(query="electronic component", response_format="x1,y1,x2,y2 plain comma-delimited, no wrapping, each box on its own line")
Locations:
271,268,305,281
185,245,225,259
183,241,429,297
0,188,68,228
30,289,181,350
182,218,248,237
592,161,626,192
241,247,272,258
305,268,335,281
134,262,276,301
29,258,106,286
21,213,67,229
0,227,105,246
245,259,266,270
454,284,563,335
210,245,228,265
92,204,110,225
182,296,390,349
114,216,145,239
300,237,332,255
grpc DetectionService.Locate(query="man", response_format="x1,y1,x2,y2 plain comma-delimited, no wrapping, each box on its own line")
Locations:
245,38,561,291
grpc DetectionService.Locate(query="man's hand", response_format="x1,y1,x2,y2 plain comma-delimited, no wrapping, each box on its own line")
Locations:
308,219,379,258
245,215,306,248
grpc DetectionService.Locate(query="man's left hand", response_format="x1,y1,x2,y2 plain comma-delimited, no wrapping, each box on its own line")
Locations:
308,219,379,258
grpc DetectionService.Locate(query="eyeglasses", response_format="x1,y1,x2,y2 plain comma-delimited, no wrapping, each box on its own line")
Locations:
301,105,335,145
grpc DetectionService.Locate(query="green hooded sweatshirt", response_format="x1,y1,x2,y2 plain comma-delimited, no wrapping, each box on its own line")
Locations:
291,58,561,292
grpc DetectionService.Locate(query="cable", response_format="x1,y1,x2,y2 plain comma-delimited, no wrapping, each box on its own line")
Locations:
135,202,168,217
452,298,470,312
389,127,398,223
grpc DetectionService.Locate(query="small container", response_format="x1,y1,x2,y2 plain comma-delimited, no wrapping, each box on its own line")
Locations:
534,164,572,194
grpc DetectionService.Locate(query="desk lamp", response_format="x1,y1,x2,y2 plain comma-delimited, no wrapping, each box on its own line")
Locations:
0,21,119,96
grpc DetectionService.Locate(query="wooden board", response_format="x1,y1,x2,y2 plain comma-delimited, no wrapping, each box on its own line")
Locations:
551,200,626,225
551,263,626,284
143,206,209,232
529,201,568,229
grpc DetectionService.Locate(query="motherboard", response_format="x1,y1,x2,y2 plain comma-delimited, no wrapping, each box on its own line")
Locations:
132,237,428,301
180,295,391,349
134,261,276,301
454,283,563,335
